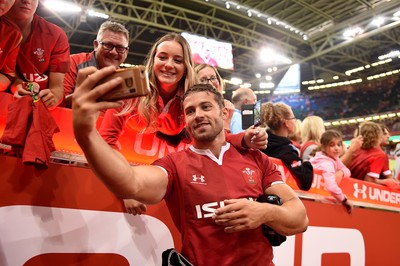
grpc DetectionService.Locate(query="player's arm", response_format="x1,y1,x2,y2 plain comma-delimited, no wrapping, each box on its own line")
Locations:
214,183,308,236
261,183,308,235
226,126,267,150
72,66,168,204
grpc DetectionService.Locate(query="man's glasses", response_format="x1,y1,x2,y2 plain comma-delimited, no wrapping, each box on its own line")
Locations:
98,40,129,54
200,76,218,84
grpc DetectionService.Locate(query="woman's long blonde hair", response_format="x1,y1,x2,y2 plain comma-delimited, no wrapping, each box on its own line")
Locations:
301,115,325,144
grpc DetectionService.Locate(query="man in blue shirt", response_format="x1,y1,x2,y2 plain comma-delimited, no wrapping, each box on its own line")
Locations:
230,87,257,133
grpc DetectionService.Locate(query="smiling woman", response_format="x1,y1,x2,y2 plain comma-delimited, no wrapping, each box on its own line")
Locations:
99,32,197,149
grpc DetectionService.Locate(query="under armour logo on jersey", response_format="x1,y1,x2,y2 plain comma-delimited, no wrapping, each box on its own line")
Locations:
191,175,206,185
241,167,257,185
353,183,367,199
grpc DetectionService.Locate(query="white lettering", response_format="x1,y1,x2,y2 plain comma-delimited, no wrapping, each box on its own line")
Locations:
272,235,295,265
0,205,173,265
35,74,48,82
133,133,160,157
369,187,400,204
202,201,221,218
301,226,365,266
133,133,190,158
195,204,202,219
1,206,370,266
242,110,253,115
311,172,324,189
23,73,48,83
195,201,225,219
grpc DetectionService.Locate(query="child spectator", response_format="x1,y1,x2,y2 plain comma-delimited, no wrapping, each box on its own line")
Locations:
310,130,353,213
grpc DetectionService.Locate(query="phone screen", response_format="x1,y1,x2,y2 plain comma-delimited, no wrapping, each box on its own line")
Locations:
253,100,261,127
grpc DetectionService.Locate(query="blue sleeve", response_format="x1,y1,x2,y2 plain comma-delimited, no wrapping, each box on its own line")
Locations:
230,110,244,134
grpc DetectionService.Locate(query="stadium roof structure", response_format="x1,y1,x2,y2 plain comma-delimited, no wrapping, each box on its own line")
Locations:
38,0,400,92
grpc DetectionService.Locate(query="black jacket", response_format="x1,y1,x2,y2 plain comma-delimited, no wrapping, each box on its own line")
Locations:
261,130,313,191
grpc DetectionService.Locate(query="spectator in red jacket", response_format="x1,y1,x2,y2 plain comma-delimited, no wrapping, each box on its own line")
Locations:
349,121,400,190
0,0,22,91
6,0,70,110
62,21,129,107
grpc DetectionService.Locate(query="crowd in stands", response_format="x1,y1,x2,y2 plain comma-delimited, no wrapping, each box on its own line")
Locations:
266,75,400,121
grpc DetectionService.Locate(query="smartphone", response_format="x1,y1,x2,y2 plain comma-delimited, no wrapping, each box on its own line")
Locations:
97,66,150,101
241,100,262,129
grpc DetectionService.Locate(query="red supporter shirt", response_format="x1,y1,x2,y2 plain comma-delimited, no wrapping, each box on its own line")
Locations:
100,93,185,149
16,15,70,90
153,143,283,266
349,147,391,180
64,51,97,96
0,16,22,77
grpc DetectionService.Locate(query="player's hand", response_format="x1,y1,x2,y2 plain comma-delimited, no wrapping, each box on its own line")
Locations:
243,126,267,149
72,66,122,137
213,198,268,233
123,199,147,215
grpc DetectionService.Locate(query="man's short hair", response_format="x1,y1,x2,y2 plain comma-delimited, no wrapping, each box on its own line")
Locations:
231,87,255,108
97,21,129,41
183,84,224,109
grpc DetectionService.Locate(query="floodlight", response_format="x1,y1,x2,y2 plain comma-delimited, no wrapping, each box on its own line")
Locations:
43,0,82,13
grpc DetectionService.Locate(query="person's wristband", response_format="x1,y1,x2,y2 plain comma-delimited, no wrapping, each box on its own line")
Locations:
342,197,348,203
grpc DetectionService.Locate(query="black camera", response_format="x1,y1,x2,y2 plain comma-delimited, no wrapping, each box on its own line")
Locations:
257,194,287,246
